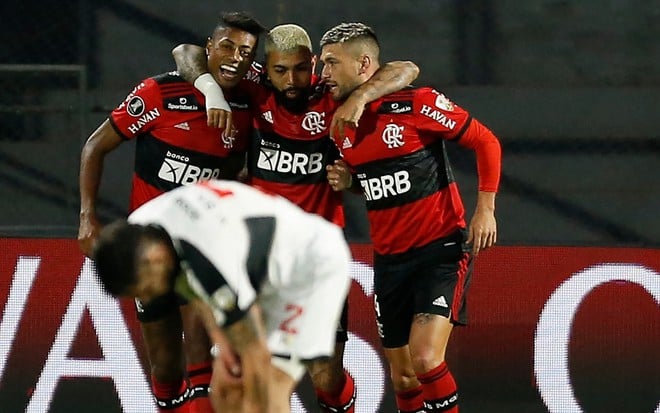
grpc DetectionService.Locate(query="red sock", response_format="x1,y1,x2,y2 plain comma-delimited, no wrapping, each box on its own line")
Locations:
315,370,356,412
395,385,425,413
187,361,213,413
152,376,189,413
417,361,459,412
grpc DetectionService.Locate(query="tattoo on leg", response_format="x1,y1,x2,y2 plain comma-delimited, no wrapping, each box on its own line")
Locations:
414,313,434,325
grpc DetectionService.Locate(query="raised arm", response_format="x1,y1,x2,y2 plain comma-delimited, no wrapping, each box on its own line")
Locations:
78,120,123,256
330,60,420,138
172,43,232,129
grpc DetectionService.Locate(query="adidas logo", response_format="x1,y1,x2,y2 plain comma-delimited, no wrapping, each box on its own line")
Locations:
342,137,352,149
432,296,448,308
174,122,190,130
262,111,273,124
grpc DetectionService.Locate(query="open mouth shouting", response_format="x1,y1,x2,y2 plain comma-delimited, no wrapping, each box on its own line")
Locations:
219,64,239,80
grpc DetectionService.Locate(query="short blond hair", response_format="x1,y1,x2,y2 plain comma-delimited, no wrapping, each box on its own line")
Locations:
264,24,313,55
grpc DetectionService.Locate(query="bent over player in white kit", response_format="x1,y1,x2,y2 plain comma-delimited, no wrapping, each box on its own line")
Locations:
92,180,352,413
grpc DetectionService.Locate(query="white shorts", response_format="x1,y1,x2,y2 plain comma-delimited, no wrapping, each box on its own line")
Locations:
259,217,351,367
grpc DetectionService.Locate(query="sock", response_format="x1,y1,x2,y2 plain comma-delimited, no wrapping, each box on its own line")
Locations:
187,361,213,413
417,361,459,412
395,385,425,413
315,370,356,413
152,376,189,413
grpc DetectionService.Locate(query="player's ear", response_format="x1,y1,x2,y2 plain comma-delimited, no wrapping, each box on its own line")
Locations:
311,54,318,74
205,37,212,56
358,54,371,75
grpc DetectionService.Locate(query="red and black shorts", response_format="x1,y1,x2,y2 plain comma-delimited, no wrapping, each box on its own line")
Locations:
373,229,472,349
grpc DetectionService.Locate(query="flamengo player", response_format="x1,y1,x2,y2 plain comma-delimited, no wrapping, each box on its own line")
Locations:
173,23,419,413
322,23,501,413
78,12,265,413
92,179,352,413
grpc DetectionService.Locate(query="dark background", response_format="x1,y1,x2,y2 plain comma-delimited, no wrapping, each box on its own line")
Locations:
1,0,658,246
0,1,659,412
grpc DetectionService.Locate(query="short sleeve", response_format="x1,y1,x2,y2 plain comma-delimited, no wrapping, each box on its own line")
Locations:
110,78,164,140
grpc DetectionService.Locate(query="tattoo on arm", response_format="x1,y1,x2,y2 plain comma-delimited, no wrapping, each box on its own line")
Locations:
173,44,209,83
353,61,420,103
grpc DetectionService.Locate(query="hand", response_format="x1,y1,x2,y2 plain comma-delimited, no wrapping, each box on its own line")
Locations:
78,212,101,257
326,159,353,191
194,73,233,132
330,94,366,139
207,108,233,133
209,343,243,413
467,208,497,256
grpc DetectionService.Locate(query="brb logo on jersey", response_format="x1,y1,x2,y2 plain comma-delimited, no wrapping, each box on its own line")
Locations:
358,170,411,201
301,111,326,135
157,151,220,185
257,140,323,175
381,123,405,149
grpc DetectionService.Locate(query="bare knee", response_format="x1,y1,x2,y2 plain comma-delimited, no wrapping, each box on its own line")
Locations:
410,346,445,374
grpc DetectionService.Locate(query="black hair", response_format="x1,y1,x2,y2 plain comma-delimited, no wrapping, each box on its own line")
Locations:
319,22,380,49
92,219,173,297
214,11,266,39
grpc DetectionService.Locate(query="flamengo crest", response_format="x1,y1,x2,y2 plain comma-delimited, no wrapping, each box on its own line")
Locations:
301,111,326,135
381,123,404,148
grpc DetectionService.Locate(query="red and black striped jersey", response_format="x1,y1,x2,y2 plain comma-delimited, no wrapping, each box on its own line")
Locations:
239,80,345,227
332,86,500,255
109,71,252,212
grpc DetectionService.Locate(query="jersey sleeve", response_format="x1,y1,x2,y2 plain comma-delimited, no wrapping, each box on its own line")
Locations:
412,87,472,140
176,233,257,327
109,78,164,140
456,118,502,192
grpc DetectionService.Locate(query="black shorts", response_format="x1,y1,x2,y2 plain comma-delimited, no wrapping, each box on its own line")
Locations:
134,291,187,323
373,230,473,348
336,298,349,343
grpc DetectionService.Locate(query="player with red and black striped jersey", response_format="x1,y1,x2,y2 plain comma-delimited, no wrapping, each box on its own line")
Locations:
79,12,266,413
239,77,344,226
322,23,501,413
108,71,253,211
173,23,419,413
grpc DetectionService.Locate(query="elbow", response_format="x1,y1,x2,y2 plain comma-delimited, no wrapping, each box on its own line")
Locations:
171,43,187,67
399,61,420,84
407,61,420,82
171,44,182,58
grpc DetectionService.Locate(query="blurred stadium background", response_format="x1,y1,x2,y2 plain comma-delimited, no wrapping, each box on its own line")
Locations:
1,0,658,245
0,1,658,412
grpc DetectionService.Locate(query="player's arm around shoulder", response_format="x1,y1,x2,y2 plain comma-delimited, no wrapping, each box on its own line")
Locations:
172,43,233,130
330,60,420,139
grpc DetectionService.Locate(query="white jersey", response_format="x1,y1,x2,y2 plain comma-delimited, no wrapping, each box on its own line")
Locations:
128,180,351,363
